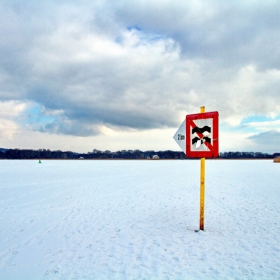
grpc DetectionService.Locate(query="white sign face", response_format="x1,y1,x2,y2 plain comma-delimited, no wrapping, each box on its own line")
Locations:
189,118,213,152
173,119,186,153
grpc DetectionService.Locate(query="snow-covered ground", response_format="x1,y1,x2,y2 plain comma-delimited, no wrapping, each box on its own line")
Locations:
0,159,279,279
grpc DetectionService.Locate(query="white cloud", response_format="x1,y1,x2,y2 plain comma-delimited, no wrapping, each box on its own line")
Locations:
0,119,19,140
220,130,255,152
0,101,26,118
0,101,26,140
244,119,280,132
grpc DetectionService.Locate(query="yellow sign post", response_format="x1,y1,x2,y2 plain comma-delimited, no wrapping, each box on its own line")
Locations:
200,106,205,230
174,105,219,231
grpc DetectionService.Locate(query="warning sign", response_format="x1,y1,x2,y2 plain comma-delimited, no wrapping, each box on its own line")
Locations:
186,111,219,158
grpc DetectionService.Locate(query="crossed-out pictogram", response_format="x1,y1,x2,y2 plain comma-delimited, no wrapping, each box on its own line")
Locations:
189,120,213,150
186,111,219,158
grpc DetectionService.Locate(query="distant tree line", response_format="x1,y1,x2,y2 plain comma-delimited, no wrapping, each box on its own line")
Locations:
0,148,278,160
219,151,276,159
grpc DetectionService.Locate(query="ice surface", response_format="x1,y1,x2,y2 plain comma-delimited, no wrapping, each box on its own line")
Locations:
0,160,279,279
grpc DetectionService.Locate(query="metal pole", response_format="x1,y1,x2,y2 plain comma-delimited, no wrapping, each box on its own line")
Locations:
200,106,205,230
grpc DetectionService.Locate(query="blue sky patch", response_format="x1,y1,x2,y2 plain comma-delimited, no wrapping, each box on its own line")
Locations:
24,105,56,127
241,115,280,125
125,26,168,43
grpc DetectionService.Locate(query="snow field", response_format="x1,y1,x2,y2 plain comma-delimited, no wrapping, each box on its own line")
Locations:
0,160,279,279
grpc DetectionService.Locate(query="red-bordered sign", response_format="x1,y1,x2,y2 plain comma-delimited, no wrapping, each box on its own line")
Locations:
186,111,219,158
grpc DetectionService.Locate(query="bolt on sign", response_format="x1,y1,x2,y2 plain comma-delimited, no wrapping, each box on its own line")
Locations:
186,111,219,158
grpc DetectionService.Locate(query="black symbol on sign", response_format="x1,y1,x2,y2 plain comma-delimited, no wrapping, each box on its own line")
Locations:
192,126,211,148
192,126,211,135
192,136,211,145
178,134,185,140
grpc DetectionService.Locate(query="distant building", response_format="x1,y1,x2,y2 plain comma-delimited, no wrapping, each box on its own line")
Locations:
152,155,159,160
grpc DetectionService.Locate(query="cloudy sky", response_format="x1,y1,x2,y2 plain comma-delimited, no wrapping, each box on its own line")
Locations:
1,0,280,153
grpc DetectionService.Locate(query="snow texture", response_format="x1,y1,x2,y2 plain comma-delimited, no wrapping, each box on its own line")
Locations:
0,160,279,279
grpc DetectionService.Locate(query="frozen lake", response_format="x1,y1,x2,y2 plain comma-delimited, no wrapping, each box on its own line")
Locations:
0,160,279,279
